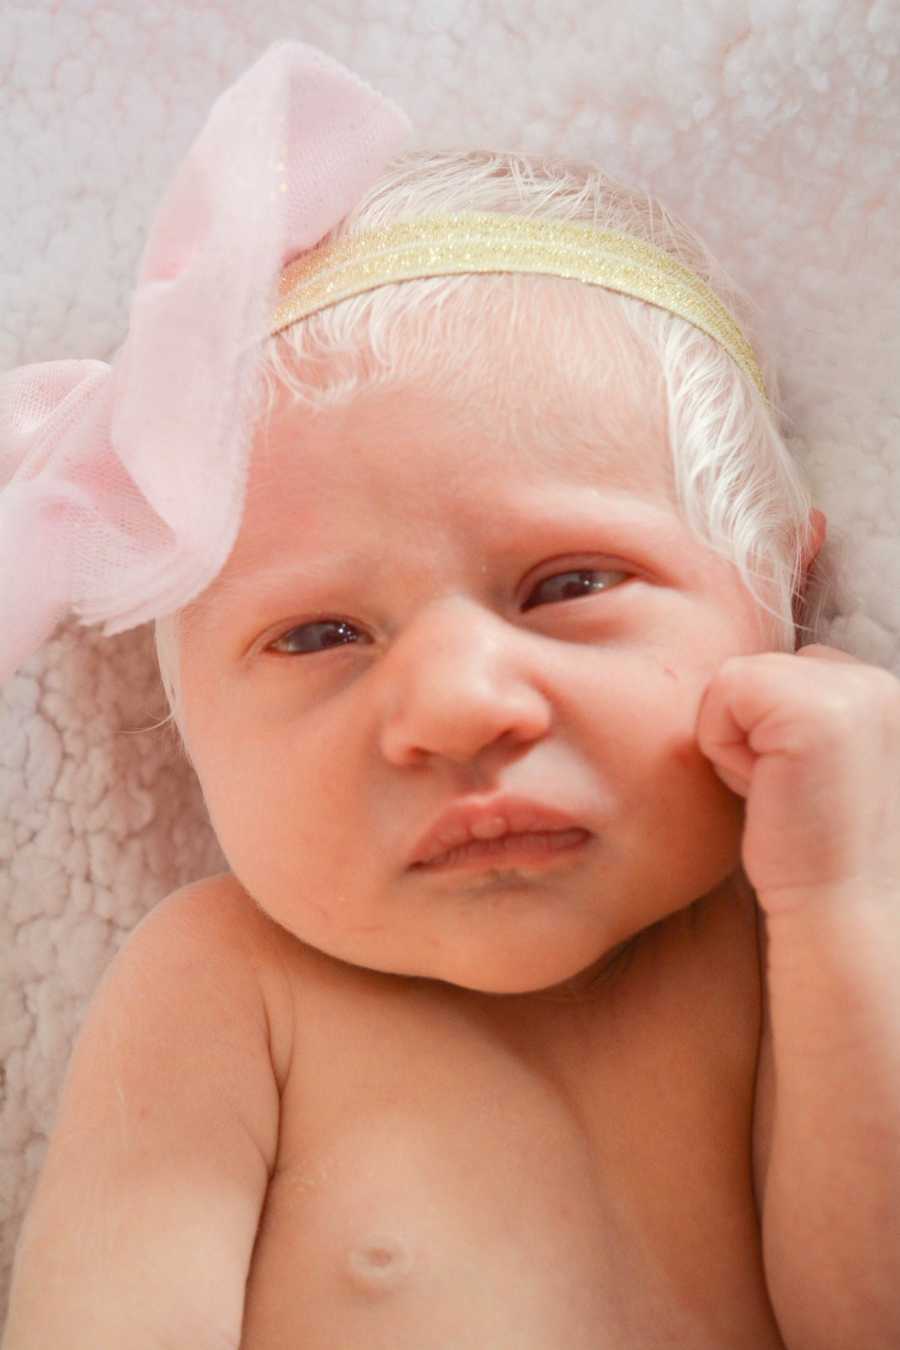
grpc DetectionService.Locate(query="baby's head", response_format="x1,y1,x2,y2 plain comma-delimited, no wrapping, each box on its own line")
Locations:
153,149,827,996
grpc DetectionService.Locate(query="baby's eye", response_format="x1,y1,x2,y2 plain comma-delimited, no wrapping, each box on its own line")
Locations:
522,568,628,612
267,619,368,656
265,568,628,656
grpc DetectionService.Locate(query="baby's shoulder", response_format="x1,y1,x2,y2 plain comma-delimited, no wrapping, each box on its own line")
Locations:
145,871,300,1091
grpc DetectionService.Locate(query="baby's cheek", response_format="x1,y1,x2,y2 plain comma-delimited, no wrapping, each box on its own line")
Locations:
649,658,713,767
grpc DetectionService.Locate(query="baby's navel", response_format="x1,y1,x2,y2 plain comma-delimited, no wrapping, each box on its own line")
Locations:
345,1233,415,1294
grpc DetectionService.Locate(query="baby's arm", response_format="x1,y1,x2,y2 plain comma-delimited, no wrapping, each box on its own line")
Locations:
755,893,900,1350
1,881,280,1350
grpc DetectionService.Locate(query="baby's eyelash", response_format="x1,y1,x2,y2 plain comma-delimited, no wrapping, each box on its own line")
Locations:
268,618,366,656
521,567,627,612
265,566,630,657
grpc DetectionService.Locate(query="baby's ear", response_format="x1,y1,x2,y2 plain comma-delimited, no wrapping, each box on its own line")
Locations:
792,509,829,649
803,508,827,570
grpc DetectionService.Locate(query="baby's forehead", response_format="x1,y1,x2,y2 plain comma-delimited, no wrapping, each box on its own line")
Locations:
245,389,673,548
252,282,673,506
230,414,681,627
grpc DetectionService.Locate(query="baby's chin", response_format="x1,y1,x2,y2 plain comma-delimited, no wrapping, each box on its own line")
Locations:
374,930,642,1001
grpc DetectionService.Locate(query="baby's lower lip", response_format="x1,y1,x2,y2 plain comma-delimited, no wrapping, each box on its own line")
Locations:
414,827,590,871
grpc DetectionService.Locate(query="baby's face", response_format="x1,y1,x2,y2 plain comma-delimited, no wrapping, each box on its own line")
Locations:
179,304,780,996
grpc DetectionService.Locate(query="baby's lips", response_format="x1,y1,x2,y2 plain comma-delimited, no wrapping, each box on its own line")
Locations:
410,794,589,867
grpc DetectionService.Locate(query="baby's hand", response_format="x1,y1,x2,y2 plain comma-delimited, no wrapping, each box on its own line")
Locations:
696,643,900,916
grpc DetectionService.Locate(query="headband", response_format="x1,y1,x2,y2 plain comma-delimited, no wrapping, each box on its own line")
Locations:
0,39,766,687
272,213,767,398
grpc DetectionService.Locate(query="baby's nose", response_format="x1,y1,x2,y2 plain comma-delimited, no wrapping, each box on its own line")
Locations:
377,598,552,767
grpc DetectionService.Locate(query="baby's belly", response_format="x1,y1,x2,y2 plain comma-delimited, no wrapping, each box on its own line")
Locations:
238,879,785,1347
240,1091,785,1348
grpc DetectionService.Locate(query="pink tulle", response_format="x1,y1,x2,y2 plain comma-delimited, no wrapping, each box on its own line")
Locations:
0,40,411,684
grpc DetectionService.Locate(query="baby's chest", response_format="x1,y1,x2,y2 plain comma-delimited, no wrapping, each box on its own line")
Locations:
239,979,785,1349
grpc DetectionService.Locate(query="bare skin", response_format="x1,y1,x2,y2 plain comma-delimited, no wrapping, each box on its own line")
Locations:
218,865,786,1347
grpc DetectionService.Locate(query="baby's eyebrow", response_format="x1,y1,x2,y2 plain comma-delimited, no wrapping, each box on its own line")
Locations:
184,550,370,627
185,491,679,629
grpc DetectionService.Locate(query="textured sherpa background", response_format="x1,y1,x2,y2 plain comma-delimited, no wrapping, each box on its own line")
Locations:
1,0,898,1316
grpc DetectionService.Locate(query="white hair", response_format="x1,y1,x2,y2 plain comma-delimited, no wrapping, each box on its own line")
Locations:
153,147,829,749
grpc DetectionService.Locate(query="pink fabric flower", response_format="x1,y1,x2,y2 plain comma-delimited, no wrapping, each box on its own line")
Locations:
0,40,411,684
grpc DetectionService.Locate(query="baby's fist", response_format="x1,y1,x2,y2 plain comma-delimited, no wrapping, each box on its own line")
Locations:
696,644,900,912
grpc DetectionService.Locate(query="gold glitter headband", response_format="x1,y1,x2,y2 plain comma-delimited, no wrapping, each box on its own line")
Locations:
271,211,768,399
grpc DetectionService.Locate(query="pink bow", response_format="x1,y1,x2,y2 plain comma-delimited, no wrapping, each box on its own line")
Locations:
0,41,411,684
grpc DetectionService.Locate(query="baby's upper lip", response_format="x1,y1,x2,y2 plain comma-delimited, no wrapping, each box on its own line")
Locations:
410,795,588,867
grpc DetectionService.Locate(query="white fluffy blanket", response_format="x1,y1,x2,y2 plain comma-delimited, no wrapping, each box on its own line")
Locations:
1,0,898,1314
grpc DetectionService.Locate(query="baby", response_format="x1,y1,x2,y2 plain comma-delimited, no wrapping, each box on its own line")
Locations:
3,43,899,1350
